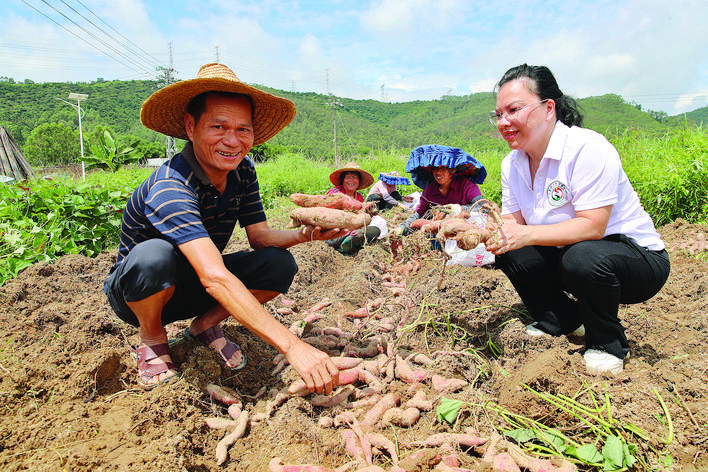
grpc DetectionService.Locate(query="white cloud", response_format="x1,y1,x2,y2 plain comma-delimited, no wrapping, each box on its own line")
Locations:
2,0,708,114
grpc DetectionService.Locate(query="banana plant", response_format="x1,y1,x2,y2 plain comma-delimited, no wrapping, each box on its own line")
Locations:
79,130,142,172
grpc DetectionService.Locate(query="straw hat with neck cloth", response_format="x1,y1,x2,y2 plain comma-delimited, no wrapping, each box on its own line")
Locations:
140,63,296,145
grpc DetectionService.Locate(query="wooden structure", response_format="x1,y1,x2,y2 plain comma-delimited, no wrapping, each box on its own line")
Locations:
0,126,35,182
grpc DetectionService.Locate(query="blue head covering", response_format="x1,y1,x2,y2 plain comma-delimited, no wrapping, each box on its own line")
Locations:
378,171,411,186
405,144,487,189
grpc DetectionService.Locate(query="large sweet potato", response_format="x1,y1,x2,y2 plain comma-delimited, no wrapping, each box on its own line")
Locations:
290,193,363,212
288,207,371,231
454,228,494,250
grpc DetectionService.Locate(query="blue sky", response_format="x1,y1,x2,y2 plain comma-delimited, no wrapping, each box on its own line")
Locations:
2,0,707,115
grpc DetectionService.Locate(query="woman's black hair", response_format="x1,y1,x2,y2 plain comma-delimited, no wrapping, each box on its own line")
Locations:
495,64,583,127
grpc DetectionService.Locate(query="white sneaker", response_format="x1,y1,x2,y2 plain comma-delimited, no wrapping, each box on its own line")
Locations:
584,349,624,375
570,324,585,336
525,323,549,337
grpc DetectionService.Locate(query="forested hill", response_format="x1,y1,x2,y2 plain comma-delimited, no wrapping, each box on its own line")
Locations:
0,78,701,160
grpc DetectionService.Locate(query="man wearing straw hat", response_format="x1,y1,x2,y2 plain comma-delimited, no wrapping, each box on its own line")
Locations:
104,63,344,392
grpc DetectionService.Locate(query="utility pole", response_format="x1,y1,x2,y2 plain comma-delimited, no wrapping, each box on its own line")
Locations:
327,96,343,165
156,43,179,159
215,45,220,63
57,93,88,181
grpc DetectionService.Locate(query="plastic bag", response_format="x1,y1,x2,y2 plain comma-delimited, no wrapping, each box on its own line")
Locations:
444,211,495,267
370,215,389,239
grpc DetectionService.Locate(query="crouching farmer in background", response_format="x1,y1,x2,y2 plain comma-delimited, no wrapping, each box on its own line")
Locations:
104,63,342,392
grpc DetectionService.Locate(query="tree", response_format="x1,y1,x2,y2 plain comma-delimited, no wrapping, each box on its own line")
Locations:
23,122,80,166
648,109,669,123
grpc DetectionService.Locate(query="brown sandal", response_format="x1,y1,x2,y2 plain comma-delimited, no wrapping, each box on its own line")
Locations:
132,343,179,389
184,325,247,370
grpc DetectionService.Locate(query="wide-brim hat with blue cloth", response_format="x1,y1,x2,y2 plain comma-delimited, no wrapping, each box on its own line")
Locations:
378,170,411,186
405,144,487,189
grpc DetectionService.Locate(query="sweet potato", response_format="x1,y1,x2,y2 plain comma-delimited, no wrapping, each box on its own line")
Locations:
227,403,242,420
395,355,429,383
406,353,433,365
432,374,469,393
361,392,399,427
340,429,366,464
382,406,420,427
331,357,363,370
290,192,363,211
438,219,478,239
411,218,431,230
367,432,399,464
288,207,371,231
405,390,433,411
410,431,487,448
268,457,335,472
205,417,237,429
493,453,522,472
206,383,241,407
215,410,249,465
311,386,355,408
454,228,494,250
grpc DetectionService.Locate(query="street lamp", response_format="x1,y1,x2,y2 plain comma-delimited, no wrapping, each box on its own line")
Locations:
56,93,88,181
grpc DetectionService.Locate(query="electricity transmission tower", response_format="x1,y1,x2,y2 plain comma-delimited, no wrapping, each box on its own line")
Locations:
156,42,179,159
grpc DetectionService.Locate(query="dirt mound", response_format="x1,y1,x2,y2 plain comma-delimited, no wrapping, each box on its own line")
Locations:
0,218,706,471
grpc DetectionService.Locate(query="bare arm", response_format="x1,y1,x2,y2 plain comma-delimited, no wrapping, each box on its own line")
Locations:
244,221,347,249
487,206,612,254
179,237,339,393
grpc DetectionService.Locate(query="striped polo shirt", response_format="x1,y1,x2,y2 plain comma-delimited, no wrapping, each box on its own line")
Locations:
116,142,266,264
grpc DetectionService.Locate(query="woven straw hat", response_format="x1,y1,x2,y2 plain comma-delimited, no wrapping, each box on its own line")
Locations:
140,63,296,145
329,162,374,190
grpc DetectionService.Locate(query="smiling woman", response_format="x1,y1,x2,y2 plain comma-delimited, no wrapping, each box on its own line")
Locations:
487,63,671,376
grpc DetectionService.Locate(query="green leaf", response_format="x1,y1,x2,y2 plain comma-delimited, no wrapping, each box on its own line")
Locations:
566,443,603,464
504,428,536,443
436,397,464,424
602,435,625,470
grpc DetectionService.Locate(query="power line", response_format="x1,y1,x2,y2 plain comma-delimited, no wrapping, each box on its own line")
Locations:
73,0,164,66
20,0,148,75
38,0,155,74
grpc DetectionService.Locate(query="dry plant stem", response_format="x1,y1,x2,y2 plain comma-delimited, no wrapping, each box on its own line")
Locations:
672,388,700,428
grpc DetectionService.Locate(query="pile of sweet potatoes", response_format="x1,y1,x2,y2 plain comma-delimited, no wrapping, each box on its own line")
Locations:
288,193,373,231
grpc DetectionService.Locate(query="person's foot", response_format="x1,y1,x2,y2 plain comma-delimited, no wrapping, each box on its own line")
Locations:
134,343,179,388
525,322,550,337
584,348,624,375
569,324,586,337
185,325,247,370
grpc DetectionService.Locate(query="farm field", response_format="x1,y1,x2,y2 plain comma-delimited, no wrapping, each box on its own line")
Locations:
0,203,706,471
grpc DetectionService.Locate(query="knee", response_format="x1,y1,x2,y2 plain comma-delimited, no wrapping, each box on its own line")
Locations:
365,226,381,241
128,239,179,279
269,247,298,280
120,240,179,300
559,245,608,284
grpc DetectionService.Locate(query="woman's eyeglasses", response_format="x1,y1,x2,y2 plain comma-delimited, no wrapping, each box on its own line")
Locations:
488,99,549,125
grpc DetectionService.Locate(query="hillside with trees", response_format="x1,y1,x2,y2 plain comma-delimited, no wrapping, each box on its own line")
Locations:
0,77,701,166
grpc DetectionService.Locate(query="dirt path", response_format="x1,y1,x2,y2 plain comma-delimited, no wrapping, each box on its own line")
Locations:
0,218,706,471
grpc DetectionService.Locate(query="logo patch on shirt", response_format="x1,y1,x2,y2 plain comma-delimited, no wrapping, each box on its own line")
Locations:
546,180,569,207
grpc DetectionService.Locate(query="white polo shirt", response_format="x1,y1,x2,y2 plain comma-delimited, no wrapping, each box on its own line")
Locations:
500,121,664,251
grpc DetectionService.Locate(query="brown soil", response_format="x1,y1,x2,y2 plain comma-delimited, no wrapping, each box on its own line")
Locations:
0,216,706,472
